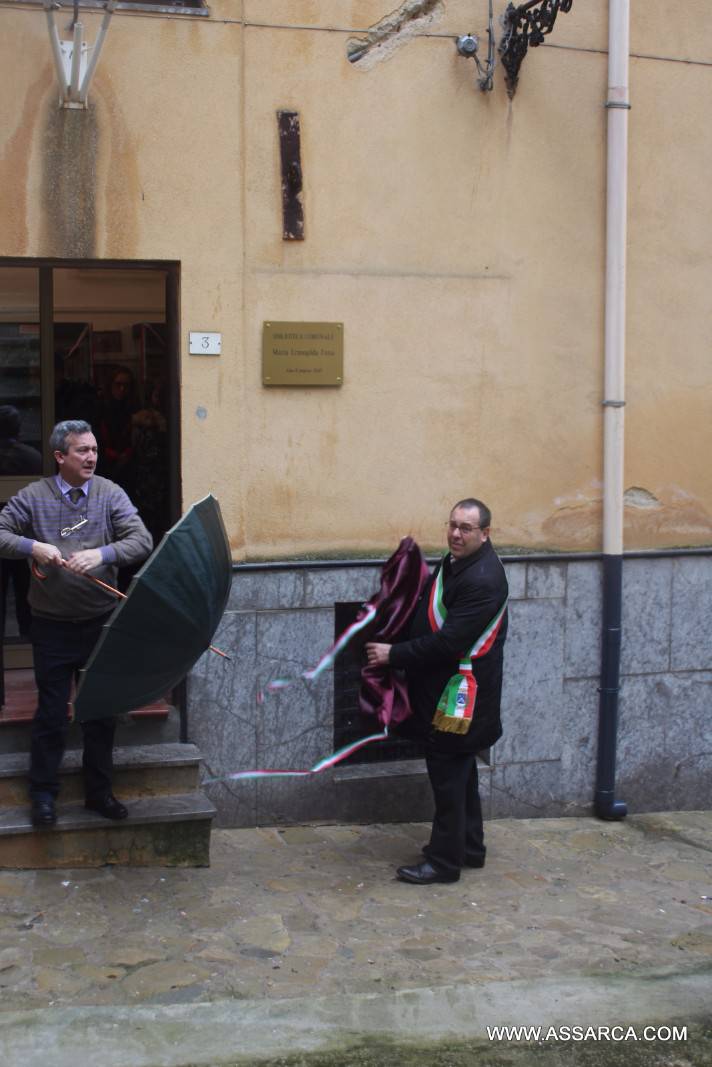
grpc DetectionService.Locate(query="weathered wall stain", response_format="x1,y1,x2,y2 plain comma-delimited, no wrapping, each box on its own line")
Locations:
541,487,712,550
37,68,140,261
95,79,141,259
624,486,660,510
41,101,99,258
0,69,53,255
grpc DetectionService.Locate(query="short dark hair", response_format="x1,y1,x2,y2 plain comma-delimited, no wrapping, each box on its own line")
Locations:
50,420,93,454
451,497,491,529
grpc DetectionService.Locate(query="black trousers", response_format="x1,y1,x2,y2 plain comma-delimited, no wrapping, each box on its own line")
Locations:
29,613,115,803
424,748,486,877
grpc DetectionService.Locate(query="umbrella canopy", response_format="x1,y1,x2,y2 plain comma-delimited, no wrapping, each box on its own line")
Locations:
74,494,231,722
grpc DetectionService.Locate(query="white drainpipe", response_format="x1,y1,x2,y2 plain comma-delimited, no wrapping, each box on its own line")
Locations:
603,0,630,551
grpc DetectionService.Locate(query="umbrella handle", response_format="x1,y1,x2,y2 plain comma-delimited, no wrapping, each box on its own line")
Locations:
32,560,128,600
32,561,230,659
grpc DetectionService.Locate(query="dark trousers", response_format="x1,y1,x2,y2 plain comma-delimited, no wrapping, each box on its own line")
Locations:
424,748,486,876
29,613,115,803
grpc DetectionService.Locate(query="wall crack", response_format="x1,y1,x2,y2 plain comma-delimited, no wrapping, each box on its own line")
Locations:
347,0,445,70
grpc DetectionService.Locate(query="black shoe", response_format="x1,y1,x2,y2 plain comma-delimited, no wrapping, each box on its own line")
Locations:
85,794,128,820
31,797,57,827
396,861,460,885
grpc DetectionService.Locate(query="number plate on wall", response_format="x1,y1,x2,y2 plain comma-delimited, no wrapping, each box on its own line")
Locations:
189,332,221,355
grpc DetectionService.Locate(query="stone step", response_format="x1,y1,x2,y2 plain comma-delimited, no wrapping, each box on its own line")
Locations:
0,705,181,753
0,743,202,807
0,793,216,869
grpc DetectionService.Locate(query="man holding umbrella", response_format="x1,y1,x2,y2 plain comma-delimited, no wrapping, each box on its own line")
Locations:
0,419,153,827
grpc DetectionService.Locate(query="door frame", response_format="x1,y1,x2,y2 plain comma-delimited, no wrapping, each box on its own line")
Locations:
0,255,181,524
0,257,182,715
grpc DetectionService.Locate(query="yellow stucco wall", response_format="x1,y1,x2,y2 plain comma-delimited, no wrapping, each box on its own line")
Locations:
1,0,710,556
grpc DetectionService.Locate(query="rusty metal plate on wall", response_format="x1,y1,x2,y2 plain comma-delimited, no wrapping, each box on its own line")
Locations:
277,110,304,240
262,322,343,386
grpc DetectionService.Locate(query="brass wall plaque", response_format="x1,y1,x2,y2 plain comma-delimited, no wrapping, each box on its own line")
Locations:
262,322,343,386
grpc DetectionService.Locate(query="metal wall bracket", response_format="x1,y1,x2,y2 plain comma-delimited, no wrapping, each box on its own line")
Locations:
499,0,574,98
455,0,496,92
45,0,116,109
277,110,305,241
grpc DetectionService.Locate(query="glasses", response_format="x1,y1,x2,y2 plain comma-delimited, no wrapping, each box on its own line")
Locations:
445,521,482,536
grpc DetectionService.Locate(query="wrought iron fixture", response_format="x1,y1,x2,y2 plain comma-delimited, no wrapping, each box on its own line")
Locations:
499,0,574,98
455,0,496,92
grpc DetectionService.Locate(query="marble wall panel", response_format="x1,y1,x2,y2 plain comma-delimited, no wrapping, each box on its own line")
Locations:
479,763,493,823
671,558,712,671
304,568,383,608
490,760,564,819
228,570,304,611
498,599,565,763
560,679,598,812
564,561,601,679
256,681,334,770
621,558,672,675
616,755,680,814
188,611,259,737
615,674,677,811
665,751,712,811
617,673,668,773
527,562,566,600
503,562,526,600
256,608,335,689
253,770,436,827
205,776,258,829
655,672,712,811
563,670,712,816
188,612,260,826
252,608,336,818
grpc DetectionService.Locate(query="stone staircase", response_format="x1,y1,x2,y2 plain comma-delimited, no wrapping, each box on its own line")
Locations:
0,738,216,869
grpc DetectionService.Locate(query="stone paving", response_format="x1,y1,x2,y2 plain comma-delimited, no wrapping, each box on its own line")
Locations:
0,811,711,1065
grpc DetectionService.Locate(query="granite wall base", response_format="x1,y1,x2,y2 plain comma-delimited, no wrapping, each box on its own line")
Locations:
187,557,712,827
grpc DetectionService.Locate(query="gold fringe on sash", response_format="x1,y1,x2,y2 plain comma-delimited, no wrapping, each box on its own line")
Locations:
431,709,472,735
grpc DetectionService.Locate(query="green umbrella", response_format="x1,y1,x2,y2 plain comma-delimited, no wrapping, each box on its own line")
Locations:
73,494,231,722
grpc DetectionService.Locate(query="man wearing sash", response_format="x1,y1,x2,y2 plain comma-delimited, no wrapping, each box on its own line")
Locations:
366,498,508,884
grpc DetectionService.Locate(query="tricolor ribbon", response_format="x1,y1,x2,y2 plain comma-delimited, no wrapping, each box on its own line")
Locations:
258,602,377,701
213,601,386,784
202,726,389,783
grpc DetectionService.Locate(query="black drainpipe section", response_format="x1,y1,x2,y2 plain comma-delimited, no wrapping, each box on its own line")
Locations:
594,554,627,819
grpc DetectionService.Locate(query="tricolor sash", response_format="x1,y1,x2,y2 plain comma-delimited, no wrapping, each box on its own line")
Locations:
428,558,508,735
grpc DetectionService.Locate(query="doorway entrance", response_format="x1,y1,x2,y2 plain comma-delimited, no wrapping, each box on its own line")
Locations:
0,259,180,716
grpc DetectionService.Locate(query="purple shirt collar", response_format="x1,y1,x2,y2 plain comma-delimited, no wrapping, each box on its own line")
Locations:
56,475,91,497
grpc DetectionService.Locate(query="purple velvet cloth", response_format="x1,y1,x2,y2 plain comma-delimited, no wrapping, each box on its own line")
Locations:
358,537,430,728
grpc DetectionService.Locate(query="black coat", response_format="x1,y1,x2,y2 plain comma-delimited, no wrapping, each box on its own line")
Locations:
388,539,508,753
